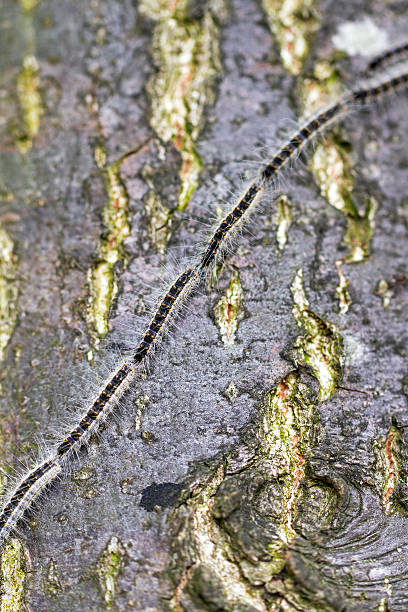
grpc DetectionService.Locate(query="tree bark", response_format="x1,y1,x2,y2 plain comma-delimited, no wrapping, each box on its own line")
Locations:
1,1,408,611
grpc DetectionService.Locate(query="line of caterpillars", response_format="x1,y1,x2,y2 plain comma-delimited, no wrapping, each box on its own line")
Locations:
1,46,407,544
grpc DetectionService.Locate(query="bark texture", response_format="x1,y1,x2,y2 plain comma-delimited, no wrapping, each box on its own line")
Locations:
0,1,408,611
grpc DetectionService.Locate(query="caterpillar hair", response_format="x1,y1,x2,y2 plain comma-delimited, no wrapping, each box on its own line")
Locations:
365,40,408,75
0,44,407,547
0,459,61,544
198,65,408,274
0,267,201,542
262,67,408,179
133,266,200,362
351,65,408,105
198,182,264,271
56,360,137,458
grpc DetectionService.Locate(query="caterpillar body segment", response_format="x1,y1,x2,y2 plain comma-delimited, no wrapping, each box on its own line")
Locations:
350,69,408,105
56,361,136,458
366,41,408,74
199,182,264,271
0,459,61,544
261,101,347,181
133,266,200,362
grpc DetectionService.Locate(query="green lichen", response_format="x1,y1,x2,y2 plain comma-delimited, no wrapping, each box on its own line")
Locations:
141,430,157,444
169,465,268,612
88,155,130,342
375,278,393,310
311,139,377,263
276,195,292,251
139,0,225,251
0,225,18,364
226,381,238,399
16,54,43,154
373,426,402,514
0,194,14,204
342,197,377,264
261,371,315,549
268,574,328,612
144,190,172,256
299,59,343,115
214,270,244,345
291,269,343,400
335,259,351,314
88,262,117,341
95,536,125,609
42,559,62,599
262,0,320,75
19,0,42,11
310,135,352,209
102,164,131,262
134,394,149,430
94,145,107,170
0,538,26,612
377,598,389,612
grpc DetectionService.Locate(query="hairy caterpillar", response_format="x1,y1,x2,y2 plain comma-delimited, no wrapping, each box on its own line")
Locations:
0,48,407,547
365,41,408,74
198,66,408,274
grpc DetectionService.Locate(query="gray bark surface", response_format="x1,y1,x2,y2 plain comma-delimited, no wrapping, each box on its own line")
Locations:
0,0,408,610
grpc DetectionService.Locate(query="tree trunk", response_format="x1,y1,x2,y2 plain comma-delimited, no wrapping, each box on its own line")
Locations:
1,1,408,610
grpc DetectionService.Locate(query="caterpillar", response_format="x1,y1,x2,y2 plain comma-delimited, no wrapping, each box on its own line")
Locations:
0,460,61,544
365,41,408,75
199,66,408,274
133,266,200,362
0,48,407,547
